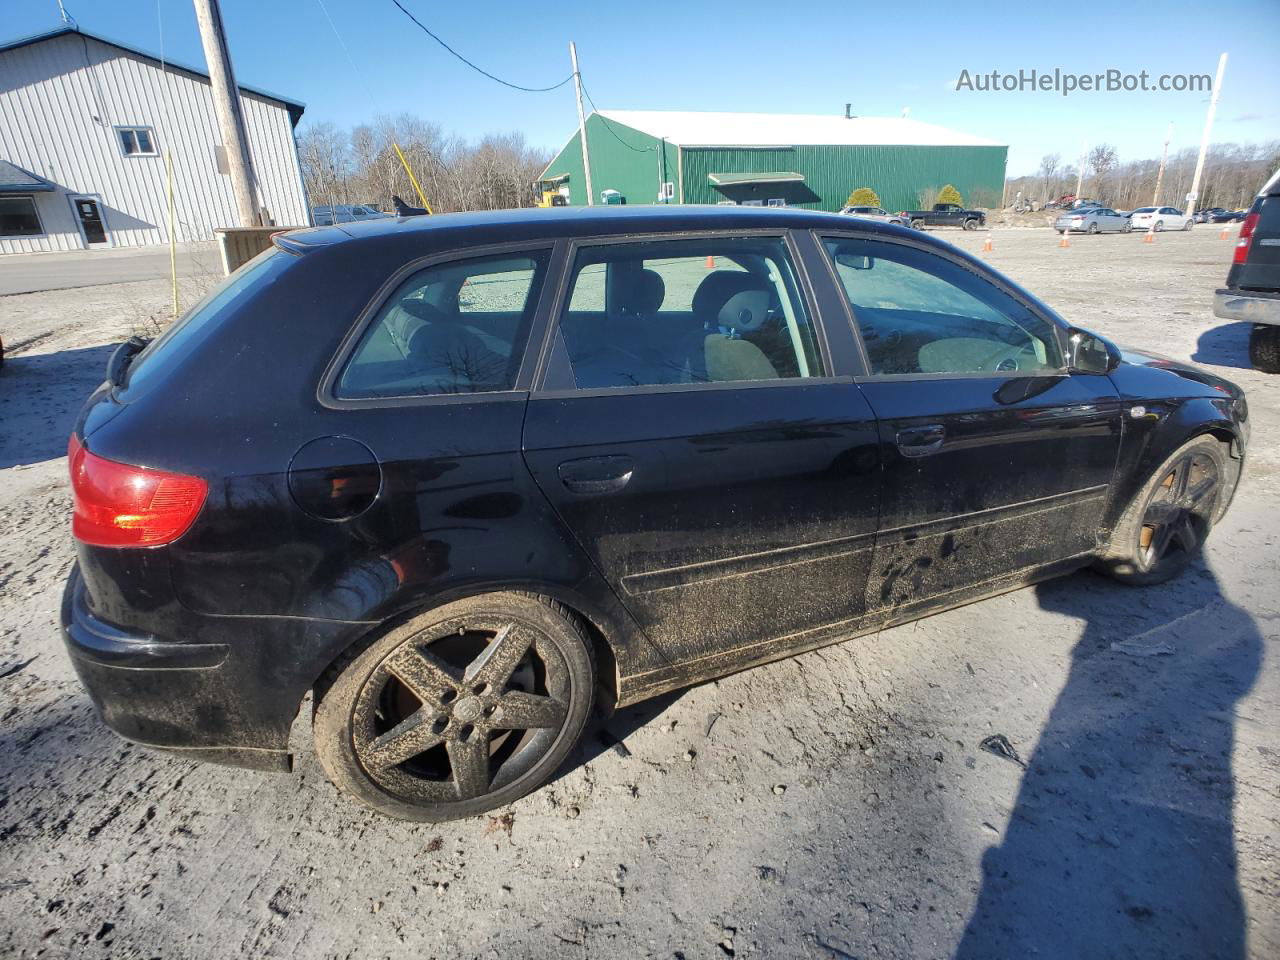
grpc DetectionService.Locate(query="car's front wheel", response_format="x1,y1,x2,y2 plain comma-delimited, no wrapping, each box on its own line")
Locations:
1098,436,1228,586
1087,223,1099,235
314,593,596,821
1154,220,1165,232
963,218,978,231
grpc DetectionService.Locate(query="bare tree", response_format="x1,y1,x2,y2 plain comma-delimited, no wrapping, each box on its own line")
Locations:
1088,144,1118,199
1038,153,1061,200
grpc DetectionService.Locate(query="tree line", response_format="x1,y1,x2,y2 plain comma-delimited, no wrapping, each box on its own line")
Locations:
1006,140,1279,210
297,114,551,214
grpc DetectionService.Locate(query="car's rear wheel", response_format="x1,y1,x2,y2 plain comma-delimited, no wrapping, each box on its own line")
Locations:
1250,324,1280,373
314,593,595,821
1098,436,1227,586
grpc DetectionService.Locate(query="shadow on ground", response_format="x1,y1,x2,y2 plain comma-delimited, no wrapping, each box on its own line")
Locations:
954,564,1261,959
0,344,114,469
1193,322,1253,370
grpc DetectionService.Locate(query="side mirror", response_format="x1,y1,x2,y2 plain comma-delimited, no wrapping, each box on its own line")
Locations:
836,253,875,270
1067,328,1120,374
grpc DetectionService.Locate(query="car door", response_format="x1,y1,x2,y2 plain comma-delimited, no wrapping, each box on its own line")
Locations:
813,232,1123,619
1097,208,1119,231
521,231,881,673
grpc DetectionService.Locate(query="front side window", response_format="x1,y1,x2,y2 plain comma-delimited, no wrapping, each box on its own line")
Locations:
337,251,550,399
118,126,157,156
823,237,1063,376
0,196,42,237
556,236,824,389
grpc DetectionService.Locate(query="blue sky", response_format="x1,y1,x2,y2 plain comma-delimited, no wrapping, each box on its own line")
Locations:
7,0,1279,175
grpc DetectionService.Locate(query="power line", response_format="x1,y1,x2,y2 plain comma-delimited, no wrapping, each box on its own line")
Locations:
389,0,573,93
581,80,652,153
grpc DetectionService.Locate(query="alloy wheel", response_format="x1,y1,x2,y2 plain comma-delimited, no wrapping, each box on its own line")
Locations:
1136,451,1219,573
350,615,571,804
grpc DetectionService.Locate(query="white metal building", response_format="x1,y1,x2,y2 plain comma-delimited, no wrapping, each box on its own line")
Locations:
0,26,308,254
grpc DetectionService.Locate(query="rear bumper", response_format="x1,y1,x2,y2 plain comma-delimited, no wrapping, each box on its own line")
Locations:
1214,288,1280,326
60,568,364,773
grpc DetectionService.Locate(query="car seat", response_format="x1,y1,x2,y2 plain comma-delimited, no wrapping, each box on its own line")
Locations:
691,272,780,382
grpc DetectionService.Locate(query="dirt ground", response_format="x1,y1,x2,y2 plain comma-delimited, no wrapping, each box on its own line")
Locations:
0,226,1276,959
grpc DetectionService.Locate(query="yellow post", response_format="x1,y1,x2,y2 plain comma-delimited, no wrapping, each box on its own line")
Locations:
166,151,179,319
392,142,433,214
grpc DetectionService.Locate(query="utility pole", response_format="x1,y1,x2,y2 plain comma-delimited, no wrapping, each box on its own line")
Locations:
569,41,594,206
1074,140,1088,201
1186,53,1227,220
193,0,261,226
1153,123,1173,206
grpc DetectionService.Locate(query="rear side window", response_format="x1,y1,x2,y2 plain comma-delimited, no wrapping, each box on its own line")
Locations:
121,248,292,399
556,237,824,390
336,251,550,399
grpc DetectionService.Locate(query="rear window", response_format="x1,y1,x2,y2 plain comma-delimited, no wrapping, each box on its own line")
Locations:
335,251,550,400
119,249,292,399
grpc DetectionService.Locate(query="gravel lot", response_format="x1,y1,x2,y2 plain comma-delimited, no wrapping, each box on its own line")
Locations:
0,227,1276,959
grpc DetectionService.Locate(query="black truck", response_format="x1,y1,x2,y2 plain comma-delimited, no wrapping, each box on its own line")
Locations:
1213,168,1280,373
904,203,986,230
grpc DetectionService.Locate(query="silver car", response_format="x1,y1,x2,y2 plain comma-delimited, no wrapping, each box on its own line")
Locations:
312,204,393,227
1054,207,1132,234
840,205,909,227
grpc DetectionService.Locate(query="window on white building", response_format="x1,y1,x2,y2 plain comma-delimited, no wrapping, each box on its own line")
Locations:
0,196,43,237
117,126,158,157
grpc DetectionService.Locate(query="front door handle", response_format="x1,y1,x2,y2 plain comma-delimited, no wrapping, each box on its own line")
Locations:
895,424,946,458
558,455,634,494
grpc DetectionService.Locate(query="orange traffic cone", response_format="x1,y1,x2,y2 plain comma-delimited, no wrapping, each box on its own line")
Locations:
1059,232,1070,248
1220,224,1230,240
705,255,715,269
1143,226,1155,244
982,231,994,252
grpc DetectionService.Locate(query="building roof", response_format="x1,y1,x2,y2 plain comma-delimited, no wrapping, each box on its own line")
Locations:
0,159,56,192
708,171,805,186
0,26,306,127
597,110,1004,148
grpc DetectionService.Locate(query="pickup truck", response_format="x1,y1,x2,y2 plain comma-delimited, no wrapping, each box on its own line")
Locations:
1213,167,1280,372
903,203,985,230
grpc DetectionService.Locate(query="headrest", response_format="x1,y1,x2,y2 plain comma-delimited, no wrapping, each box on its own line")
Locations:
717,289,772,332
631,268,666,317
399,299,451,323
692,270,772,325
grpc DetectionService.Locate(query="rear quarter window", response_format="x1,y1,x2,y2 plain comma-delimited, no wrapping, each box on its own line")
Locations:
118,249,293,400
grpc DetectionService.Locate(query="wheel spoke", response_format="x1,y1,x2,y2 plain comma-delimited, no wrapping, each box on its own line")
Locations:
1170,458,1192,499
447,737,490,799
386,645,459,702
1184,475,1217,509
1148,520,1176,563
1174,514,1199,554
463,623,532,688
493,690,566,730
362,710,444,772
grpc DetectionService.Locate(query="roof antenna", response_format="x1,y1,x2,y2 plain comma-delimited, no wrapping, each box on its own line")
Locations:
844,103,852,119
55,0,77,26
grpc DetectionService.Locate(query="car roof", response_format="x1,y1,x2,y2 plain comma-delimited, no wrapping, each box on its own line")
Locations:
275,204,935,253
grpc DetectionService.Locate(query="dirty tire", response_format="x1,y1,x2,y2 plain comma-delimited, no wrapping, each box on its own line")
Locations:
1097,436,1228,586
1250,324,1280,373
963,218,978,231
314,593,595,822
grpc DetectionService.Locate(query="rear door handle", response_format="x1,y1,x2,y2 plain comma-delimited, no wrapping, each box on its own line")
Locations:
895,424,946,458
558,455,635,494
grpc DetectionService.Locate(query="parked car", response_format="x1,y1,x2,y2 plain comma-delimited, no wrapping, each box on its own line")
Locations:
1212,210,1248,224
1130,206,1192,232
1213,169,1280,372
903,203,985,230
62,206,1249,821
1054,207,1133,234
1194,207,1228,224
839,205,909,226
312,204,392,226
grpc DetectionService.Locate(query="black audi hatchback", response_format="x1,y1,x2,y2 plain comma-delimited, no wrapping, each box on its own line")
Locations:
63,206,1248,821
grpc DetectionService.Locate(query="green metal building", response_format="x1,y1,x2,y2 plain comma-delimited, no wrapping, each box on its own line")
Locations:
539,110,1007,212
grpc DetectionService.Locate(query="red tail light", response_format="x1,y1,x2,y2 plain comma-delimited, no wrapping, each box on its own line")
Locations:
68,435,208,547
1233,211,1260,265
